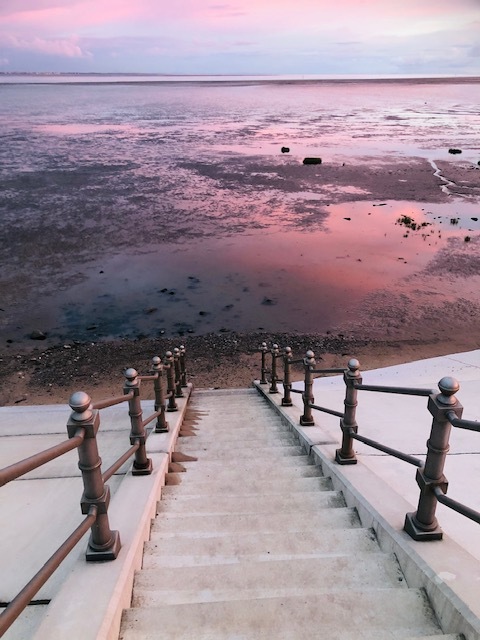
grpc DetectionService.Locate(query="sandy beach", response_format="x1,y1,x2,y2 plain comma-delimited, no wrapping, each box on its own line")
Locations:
1,155,479,407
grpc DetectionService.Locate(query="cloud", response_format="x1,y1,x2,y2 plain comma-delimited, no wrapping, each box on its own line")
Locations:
1,33,91,58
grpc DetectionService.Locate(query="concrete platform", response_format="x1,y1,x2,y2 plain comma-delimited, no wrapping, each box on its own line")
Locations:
0,385,192,640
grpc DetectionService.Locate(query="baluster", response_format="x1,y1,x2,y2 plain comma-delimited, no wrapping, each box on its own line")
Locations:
124,368,153,475
259,342,268,384
300,350,316,426
282,346,293,407
152,356,169,433
335,358,362,465
67,392,121,560
179,345,188,387
269,343,280,394
173,347,184,398
404,377,463,540
165,350,178,412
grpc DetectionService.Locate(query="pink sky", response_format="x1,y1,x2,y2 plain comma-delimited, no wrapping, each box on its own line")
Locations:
0,0,478,74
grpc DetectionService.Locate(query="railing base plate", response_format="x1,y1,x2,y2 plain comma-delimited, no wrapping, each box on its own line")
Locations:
335,449,357,465
300,416,315,426
86,530,121,562
132,458,153,476
404,512,443,541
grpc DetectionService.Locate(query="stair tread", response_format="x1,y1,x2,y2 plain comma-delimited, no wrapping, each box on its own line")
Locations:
120,589,443,639
133,555,406,606
143,527,380,566
150,507,362,535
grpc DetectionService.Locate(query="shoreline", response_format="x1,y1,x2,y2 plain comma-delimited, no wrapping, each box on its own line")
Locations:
1,328,479,407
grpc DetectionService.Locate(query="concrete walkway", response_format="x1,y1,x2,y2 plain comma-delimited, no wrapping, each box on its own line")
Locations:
1,350,480,638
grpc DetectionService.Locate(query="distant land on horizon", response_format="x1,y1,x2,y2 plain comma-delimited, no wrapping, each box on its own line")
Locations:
1,72,480,84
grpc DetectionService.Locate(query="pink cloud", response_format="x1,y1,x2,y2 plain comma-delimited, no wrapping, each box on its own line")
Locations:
1,32,91,58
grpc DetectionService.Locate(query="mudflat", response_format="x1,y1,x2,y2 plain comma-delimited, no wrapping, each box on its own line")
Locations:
1,156,479,406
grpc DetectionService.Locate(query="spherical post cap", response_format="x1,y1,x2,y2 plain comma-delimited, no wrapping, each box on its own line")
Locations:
124,367,138,381
261,342,267,348
173,347,180,355
348,358,360,371
165,350,173,358
69,391,92,413
437,376,460,405
272,343,279,350
152,356,161,366
306,349,315,359
285,346,292,355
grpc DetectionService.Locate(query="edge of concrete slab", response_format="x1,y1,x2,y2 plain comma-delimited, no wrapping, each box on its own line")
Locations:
254,381,480,640
6,385,192,640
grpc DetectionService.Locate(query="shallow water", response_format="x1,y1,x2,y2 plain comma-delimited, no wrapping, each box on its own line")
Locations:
0,78,479,343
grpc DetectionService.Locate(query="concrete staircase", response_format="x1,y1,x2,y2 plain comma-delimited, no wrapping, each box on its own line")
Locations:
119,389,462,639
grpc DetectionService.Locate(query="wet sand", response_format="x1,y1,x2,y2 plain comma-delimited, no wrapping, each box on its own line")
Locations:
1,156,479,406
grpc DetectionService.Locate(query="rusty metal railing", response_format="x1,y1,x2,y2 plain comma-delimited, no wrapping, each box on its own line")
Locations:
259,344,480,542
0,348,187,636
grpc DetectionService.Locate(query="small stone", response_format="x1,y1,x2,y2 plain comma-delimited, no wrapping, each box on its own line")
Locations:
303,157,322,165
30,330,47,340
281,146,290,153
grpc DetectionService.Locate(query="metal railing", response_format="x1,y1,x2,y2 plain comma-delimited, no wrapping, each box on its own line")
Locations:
0,347,187,636
259,344,480,542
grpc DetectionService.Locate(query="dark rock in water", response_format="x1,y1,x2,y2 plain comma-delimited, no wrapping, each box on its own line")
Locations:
30,330,47,340
448,148,462,154
303,157,322,165
343,217,351,221
281,147,290,153
261,297,277,306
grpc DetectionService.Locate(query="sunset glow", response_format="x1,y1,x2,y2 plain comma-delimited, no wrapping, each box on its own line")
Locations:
0,0,478,75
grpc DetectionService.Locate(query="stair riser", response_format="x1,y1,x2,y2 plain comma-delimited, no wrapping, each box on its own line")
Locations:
150,508,362,535
162,476,333,496
157,491,346,515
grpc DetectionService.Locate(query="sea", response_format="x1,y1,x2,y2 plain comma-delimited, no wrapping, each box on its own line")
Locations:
0,74,479,345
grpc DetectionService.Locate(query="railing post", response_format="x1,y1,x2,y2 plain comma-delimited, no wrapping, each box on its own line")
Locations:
336,358,362,465
282,346,293,407
152,356,169,433
259,342,268,384
404,376,463,540
269,343,280,394
165,350,178,412
124,368,153,475
67,392,121,561
179,345,188,387
300,350,316,426
173,347,184,398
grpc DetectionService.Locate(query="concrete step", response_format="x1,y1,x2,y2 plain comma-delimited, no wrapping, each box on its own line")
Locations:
157,489,346,515
143,527,381,567
132,555,406,606
172,444,308,460
176,431,298,445
172,456,320,475
119,589,445,639
162,474,333,496
151,507,362,536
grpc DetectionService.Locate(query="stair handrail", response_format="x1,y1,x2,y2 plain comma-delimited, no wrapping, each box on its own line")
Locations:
258,346,480,542
0,348,187,636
